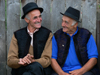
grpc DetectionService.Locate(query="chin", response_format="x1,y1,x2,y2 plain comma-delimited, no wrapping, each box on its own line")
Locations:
36,25,41,29
63,29,67,32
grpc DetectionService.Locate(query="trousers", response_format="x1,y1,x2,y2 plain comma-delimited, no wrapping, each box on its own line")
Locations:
51,71,94,75
12,62,44,75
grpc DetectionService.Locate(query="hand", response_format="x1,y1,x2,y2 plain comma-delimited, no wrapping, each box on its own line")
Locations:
22,54,32,64
18,54,35,66
69,69,83,75
18,58,27,66
27,54,35,63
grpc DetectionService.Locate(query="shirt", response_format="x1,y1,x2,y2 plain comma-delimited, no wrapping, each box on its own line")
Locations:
52,28,98,73
27,28,39,46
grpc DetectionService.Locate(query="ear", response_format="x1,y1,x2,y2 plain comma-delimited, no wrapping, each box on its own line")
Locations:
24,18,29,23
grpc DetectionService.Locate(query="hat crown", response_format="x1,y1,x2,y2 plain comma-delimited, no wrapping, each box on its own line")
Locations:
61,7,80,22
23,2,38,13
21,2,43,19
66,7,80,19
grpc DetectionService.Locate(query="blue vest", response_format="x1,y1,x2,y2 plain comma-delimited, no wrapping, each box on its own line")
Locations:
54,27,100,75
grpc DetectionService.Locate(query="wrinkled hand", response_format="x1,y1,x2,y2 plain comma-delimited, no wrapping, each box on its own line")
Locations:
18,54,35,66
69,69,83,75
18,58,27,66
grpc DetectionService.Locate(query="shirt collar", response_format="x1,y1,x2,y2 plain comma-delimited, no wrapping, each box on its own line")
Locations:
27,27,39,35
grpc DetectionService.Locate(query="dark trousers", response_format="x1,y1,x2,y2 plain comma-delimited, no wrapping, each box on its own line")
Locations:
12,62,44,75
51,71,94,75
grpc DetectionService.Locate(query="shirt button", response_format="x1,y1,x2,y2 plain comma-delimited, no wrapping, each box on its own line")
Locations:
62,45,64,47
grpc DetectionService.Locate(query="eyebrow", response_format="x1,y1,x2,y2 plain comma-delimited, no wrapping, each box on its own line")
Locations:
33,15,42,19
62,19,69,23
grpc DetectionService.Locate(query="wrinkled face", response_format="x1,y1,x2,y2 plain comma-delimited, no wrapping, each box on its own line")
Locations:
25,9,42,30
62,15,77,34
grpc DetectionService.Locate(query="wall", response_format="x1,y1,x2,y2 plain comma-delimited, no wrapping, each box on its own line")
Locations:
0,0,99,75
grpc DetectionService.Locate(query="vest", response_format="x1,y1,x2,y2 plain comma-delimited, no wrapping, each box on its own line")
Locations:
54,27,100,75
12,26,52,75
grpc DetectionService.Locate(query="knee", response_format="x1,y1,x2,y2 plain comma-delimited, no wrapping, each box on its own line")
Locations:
26,62,43,71
25,62,44,75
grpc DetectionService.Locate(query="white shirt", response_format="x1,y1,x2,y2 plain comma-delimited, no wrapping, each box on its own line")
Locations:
27,27,39,46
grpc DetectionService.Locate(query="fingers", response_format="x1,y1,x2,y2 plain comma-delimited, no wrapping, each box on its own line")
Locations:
18,54,34,66
18,58,25,65
23,54,34,64
27,54,34,60
23,55,31,64
23,58,31,64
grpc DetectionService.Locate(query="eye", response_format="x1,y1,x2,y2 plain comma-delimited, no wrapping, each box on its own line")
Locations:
33,16,37,19
65,21,69,24
39,15,42,18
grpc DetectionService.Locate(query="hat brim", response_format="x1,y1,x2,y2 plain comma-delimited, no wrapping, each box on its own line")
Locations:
21,7,43,19
60,12,80,23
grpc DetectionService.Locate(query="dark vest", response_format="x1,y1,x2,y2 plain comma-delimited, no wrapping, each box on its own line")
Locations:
54,27,100,75
12,26,52,75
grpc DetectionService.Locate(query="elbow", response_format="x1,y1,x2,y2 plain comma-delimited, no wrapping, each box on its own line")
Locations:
7,59,12,68
94,58,97,65
90,58,98,65
43,58,51,68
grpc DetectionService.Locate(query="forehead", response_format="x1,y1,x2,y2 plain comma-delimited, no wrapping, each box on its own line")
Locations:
29,9,41,16
62,15,73,22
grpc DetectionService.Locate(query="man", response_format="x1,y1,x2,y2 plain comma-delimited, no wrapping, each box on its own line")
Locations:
7,2,52,75
51,7,100,75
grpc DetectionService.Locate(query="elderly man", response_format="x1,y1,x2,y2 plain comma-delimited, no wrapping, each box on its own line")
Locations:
51,7,100,75
7,2,52,75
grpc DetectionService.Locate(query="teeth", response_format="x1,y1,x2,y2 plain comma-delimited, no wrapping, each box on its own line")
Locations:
36,22,40,24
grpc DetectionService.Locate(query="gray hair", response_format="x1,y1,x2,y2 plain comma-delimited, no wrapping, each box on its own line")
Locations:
25,14,30,20
72,20,77,26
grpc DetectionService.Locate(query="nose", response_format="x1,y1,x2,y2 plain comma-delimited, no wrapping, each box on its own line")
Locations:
37,17,42,22
62,22,66,26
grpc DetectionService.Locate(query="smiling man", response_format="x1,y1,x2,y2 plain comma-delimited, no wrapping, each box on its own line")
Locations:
51,7,100,75
7,2,52,75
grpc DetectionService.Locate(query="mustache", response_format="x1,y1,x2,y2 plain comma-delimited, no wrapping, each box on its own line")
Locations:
35,22,41,24
62,26,68,29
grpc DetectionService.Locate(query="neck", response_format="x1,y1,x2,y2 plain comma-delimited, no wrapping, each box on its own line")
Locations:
27,25,36,33
68,28,77,36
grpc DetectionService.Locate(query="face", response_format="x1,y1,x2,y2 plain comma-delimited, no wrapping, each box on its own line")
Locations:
25,9,42,30
62,15,77,34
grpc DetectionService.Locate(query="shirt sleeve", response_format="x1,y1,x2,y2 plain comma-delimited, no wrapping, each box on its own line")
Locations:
52,36,58,59
87,35,98,59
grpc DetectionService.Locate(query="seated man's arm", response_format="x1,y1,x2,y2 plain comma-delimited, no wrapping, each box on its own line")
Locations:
51,58,69,75
81,58,97,73
7,34,35,69
69,58,97,75
69,35,98,75
51,36,69,75
35,33,53,68
7,34,21,69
